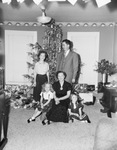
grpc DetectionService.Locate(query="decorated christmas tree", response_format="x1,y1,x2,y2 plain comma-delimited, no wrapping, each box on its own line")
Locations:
24,19,63,84
43,19,63,83
23,42,43,84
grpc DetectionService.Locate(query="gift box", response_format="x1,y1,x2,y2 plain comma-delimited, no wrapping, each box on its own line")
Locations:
79,92,93,103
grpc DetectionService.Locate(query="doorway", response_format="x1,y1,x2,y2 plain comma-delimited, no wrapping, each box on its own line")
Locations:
68,32,100,87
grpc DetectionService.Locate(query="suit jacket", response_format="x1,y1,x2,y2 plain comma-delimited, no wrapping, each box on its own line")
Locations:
56,51,80,84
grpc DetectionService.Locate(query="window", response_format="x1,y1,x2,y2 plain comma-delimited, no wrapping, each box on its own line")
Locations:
5,30,37,85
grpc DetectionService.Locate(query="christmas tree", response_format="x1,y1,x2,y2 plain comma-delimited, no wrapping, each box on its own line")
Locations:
23,42,42,84
24,19,63,84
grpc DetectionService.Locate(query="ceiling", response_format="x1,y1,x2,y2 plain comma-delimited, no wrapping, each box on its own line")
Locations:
0,0,117,23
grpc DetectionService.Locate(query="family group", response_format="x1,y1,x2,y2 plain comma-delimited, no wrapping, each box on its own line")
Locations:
27,39,91,125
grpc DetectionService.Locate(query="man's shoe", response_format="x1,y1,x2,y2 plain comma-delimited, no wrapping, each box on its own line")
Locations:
100,108,108,113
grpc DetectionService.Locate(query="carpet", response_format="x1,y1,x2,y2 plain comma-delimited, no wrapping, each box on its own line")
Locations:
3,102,115,150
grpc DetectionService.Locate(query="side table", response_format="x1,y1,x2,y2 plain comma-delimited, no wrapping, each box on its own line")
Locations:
99,86,117,118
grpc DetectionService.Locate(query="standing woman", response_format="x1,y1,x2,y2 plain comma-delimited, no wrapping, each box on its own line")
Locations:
47,71,72,123
33,50,49,102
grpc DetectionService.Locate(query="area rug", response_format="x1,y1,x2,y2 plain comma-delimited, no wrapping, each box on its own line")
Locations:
3,102,113,150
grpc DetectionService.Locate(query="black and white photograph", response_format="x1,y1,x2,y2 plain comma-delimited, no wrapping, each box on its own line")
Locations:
0,0,117,150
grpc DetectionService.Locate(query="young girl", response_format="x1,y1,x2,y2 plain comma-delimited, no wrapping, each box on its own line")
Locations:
68,92,91,123
27,83,54,124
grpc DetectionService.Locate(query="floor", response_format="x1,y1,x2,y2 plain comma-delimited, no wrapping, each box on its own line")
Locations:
3,102,111,150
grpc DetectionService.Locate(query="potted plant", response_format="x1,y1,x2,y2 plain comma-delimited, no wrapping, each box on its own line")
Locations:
95,59,117,84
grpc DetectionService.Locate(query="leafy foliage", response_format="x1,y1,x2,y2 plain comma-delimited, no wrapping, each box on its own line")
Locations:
23,42,42,84
95,59,117,75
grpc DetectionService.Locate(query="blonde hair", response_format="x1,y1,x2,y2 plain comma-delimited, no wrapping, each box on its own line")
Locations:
41,82,54,93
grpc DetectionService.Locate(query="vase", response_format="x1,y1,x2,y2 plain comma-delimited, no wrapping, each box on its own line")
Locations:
102,73,108,85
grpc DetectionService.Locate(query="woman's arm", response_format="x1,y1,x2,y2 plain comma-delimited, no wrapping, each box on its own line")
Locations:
54,90,71,105
68,108,72,114
46,63,49,83
40,95,44,108
53,91,60,105
58,90,71,101
46,71,49,83
43,94,51,106
33,63,37,86
78,107,82,119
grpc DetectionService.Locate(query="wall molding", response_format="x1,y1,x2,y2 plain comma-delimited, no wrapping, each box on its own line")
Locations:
0,21,116,27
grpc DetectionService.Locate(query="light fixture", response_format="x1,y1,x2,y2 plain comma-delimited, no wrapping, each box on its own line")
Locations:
82,0,90,3
48,0,66,1
32,23,38,26
109,23,113,27
66,23,71,26
37,8,52,24
101,23,105,27
95,0,111,8
33,0,43,5
2,0,11,4
92,23,97,27
83,23,88,27
15,23,21,26
17,0,25,3
75,23,80,27
67,0,77,5
7,22,12,25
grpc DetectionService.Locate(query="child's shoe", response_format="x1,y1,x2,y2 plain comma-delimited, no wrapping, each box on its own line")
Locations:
27,118,36,123
42,120,46,125
87,119,91,123
69,118,74,123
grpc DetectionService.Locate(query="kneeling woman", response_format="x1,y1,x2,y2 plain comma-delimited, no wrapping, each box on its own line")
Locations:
46,71,72,123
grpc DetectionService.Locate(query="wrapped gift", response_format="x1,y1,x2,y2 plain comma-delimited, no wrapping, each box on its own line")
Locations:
79,92,93,103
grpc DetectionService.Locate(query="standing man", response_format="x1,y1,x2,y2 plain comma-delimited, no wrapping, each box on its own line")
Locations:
56,39,81,84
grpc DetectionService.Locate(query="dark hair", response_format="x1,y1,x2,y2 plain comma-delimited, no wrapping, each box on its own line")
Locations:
62,39,73,50
70,92,83,103
56,71,67,79
37,50,48,61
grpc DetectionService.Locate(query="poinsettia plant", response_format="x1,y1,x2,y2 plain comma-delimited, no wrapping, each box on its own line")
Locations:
95,59,117,75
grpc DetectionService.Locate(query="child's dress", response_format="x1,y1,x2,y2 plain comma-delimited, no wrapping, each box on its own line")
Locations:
37,91,53,113
69,101,91,123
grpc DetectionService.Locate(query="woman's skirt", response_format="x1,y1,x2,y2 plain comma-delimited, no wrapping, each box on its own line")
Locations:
33,74,48,102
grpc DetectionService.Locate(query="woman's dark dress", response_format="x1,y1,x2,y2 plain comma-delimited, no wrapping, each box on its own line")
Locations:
47,81,72,123
33,74,48,102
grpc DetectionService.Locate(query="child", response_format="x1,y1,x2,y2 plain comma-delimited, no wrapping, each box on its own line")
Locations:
27,82,54,124
68,92,91,123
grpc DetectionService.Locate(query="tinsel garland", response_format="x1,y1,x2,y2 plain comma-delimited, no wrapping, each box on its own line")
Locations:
43,19,63,83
